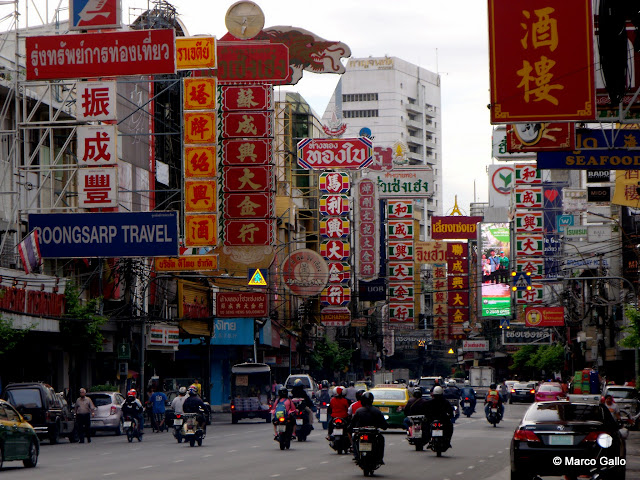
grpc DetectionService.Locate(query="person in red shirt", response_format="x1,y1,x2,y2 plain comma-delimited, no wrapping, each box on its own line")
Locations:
327,386,350,439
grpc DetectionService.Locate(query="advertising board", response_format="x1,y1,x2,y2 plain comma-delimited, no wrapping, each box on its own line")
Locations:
479,223,511,317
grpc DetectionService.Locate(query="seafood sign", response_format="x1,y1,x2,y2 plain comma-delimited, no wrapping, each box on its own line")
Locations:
297,137,373,170
26,29,176,80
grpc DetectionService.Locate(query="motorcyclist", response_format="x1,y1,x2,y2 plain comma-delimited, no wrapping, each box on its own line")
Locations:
459,380,477,413
443,380,461,400
183,385,207,431
318,380,331,406
121,389,145,434
345,381,358,403
327,386,350,439
424,386,454,448
171,386,188,416
271,387,296,440
484,383,504,420
349,392,389,463
291,378,315,426
403,387,429,430
347,389,366,417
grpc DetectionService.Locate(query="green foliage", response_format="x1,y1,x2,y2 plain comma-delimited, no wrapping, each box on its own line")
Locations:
509,345,538,372
621,306,640,350
89,384,118,392
309,336,353,377
0,315,32,355
452,370,466,379
510,344,565,375
61,284,107,352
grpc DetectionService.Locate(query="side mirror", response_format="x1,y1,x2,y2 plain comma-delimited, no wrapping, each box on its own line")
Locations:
23,413,32,422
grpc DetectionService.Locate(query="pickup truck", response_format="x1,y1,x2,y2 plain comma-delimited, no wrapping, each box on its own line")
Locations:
566,393,601,403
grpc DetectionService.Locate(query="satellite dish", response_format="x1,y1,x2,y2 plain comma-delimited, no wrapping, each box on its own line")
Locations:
225,1,265,40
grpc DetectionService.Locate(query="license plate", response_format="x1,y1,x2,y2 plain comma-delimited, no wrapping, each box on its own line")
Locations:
380,407,389,413
549,435,573,446
296,418,303,425
359,442,372,452
491,408,498,413
319,409,327,422
173,418,183,426
334,428,343,436
277,424,286,433
413,431,422,439
432,430,443,437
122,421,132,428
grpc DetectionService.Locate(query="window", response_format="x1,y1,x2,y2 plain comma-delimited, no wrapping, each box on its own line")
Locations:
4,404,19,422
7,389,42,408
343,110,379,118
341,93,378,102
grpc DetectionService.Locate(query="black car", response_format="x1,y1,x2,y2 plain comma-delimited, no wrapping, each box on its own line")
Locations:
509,382,536,404
510,401,626,480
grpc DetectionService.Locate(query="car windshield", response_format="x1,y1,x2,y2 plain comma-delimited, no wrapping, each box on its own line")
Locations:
538,384,561,392
285,377,310,389
372,389,406,401
608,389,635,400
514,383,533,389
87,394,112,407
525,403,603,423
6,389,42,408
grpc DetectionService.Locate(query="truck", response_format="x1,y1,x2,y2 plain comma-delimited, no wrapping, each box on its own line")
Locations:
469,366,495,390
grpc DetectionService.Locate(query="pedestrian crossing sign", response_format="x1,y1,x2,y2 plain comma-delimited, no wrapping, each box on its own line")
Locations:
248,268,267,287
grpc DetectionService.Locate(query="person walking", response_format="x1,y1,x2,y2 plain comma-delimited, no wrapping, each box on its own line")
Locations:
150,388,168,432
74,388,96,443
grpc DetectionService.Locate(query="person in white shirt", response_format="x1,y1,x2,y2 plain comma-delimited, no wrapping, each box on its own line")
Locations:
171,387,188,415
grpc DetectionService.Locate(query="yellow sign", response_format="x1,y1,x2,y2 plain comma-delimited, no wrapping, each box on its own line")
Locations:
612,170,640,208
184,78,217,110
185,180,217,212
184,112,217,144
248,268,267,286
176,36,217,70
156,255,218,272
185,214,217,247
185,146,216,178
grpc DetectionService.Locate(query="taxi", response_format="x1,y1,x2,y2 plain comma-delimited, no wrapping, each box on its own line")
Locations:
0,399,39,469
369,385,410,428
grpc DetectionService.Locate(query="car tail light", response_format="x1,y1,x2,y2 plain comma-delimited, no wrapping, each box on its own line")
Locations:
432,422,442,428
322,402,328,407
530,389,535,394
582,431,606,443
513,429,541,442
230,403,235,411
110,406,117,415
511,389,516,393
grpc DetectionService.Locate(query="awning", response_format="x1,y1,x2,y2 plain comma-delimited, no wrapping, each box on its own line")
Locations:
180,319,212,336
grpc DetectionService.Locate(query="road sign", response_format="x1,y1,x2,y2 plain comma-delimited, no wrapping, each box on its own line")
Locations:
248,268,267,287
117,343,130,360
512,271,532,292
500,318,511,329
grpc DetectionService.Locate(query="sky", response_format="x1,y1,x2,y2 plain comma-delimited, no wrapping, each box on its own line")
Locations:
20,0,494,214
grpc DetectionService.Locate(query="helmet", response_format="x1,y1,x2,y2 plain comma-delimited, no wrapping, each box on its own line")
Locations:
293,379,303,386
349,381,355,387
179,387,187,395
355,389,366,400
432,386,444,396
278,387,288,399
360,391,374,407
447,380,455,387
321,380,329,389
335,386,344,396
127,389,136,397
188,385,198,396
490,383,497,390
413,388,423,398
464,380,470,386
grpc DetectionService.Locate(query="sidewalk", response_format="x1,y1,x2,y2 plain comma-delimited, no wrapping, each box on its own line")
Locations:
626,430,640,476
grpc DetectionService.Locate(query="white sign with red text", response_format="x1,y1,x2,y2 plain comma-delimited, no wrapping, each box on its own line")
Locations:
77,125,117,166
78,167,118,208
77,81,117,121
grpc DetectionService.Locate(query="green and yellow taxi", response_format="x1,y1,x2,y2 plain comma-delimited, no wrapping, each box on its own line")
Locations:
0,399,39,469
369,385,410,428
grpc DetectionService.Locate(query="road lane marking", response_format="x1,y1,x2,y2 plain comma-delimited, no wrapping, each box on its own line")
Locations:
251,445,259,448
174,460,184,463
296,467,307,471
456,473,463,476
202,454,213,458
468,466,475,469
479,459,485,463
488,454,494,458
227,449,238,453
103,474,117,477
270,475,280,478
321,461,329,464
140,466,153,469
223,433,238,437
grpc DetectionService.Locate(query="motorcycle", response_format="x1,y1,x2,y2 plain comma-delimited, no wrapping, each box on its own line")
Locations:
446,397,460,423
173,413,184,443
273,413,293,450
182,411,206,447
123,415,142,443
461,396,474,417
486,402,501,427
406,415,425,451
427,419,449,457
328,417,350,454
293,400,312,442
353,427,384,477
317,400,329,430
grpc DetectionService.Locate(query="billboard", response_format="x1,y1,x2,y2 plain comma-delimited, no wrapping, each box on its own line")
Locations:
29,211,178,258
479,223,511,317
70,0,121,30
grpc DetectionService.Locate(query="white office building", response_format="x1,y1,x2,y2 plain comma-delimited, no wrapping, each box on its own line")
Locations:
322,56,444,238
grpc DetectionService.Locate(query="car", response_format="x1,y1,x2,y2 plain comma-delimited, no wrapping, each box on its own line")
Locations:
509,382,536,404
510,400,626,480
369,385,410,428
602,385,639,419
284,374,317,400
416,376,444,395
87,391,126,435
354,381,371,391
534,382,566,402
2,382,75,444
504,380,518,401
0,399,39,469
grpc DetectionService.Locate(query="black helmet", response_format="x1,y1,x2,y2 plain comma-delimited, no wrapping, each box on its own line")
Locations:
490,383,497,390
361,391,374,407
355,389,366,400
278,387,288,398
349,381,355,386
321,380,329,389
413,388,423,398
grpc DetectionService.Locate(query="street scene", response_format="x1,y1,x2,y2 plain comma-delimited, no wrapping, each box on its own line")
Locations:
0,1,640,479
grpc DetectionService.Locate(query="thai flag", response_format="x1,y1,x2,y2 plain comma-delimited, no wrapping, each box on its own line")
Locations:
17,230,42,274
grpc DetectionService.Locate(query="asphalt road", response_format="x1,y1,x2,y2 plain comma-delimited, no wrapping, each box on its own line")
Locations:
0,403,561,480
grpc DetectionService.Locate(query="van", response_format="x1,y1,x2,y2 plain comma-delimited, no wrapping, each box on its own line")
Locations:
284,374,317,400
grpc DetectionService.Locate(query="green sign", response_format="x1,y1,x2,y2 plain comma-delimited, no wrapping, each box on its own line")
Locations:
117,343,130,360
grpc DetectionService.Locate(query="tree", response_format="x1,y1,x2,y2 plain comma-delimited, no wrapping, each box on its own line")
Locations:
0,315,32,356
61,284,107,352
309,336,353,379
621,305,640,388
509,344,565,378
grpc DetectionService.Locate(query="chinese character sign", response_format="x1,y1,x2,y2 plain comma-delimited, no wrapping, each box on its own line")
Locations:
184,146,216,178
77,81,117,121
78,167,117,208
184,112,217,144
77,125,117,166
357,178,378,280
488,1,595,122
183,78,217,110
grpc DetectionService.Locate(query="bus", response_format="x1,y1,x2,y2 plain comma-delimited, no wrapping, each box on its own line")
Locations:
230,362,272,424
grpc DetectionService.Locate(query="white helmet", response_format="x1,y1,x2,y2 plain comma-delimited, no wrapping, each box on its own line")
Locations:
464,380,470,386
432,386,444,395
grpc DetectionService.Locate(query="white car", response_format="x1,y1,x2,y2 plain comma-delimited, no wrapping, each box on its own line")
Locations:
284,374,317,400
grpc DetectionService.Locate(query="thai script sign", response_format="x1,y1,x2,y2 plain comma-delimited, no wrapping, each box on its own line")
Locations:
176,36,216,70
155,255,218,272
297,137,373,170
462,339,489,352
28,211,178,258
488,0,595,122
525,306,565,327
414,241,447,264
502,326,552,345
363,167,433,197
216,42,290,83
431,216,482,240
70,0,121,31
217,292,268,317
26,29,176,80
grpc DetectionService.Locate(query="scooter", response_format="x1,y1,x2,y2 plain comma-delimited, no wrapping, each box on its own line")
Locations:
182,411,206,447
172,413,184,443
486,401,501,427
461,397,474,417
273,413,293,450
123,415,142,443
406,415,426,451
447,397,460,423
353,427,383,477
427,419,449,457
317,400,329,430
293,402,312,441
328,417,350,454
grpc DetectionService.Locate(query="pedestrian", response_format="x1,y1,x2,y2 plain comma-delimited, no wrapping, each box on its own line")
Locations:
74,388,96,443
150,387,168,432
193,378,202,396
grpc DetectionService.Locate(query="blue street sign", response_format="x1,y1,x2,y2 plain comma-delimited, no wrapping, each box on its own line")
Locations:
556,214,574,233
500,318,510,329
512,272,532,291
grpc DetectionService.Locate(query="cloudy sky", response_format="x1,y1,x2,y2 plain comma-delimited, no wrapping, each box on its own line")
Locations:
28,0,493,213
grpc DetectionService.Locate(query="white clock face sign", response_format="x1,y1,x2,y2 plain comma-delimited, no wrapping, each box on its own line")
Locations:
225,1,265,40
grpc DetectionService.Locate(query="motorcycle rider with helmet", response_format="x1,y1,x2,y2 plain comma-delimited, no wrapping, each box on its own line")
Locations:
327,386,350,439
484,383,504,420
271,387,296,440
460,380,477,413
403,387,429,430
121,389,145,434
171,386,188,416
291,378,315,426
349,392,389,463
183,385,207,432
424,386,454,448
